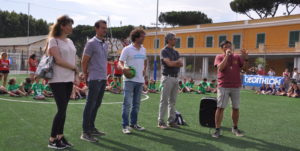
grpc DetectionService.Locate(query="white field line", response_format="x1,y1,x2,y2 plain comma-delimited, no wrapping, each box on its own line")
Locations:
0,94,149,105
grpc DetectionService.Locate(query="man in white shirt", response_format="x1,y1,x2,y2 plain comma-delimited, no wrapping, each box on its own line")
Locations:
119,29,147,134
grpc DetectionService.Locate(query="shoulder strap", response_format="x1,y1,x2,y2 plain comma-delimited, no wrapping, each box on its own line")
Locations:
44,42,49,54
44,38,59,56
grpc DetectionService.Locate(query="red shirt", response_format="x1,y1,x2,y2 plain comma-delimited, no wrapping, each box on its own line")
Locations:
107,63,112,75
78,82,86,89
214,54,244,88
28,58,37,72
114,60,123,75
106,78,113,86
257,69,265,75
0,59,9,71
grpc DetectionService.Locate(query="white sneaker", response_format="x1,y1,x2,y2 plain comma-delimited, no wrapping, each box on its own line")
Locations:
122,126,132,134
232,128,244,137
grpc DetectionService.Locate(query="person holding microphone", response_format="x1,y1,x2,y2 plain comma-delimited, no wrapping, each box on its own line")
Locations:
212,40,248,138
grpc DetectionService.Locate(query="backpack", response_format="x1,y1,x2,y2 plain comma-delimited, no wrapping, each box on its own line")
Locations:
175,111,186,125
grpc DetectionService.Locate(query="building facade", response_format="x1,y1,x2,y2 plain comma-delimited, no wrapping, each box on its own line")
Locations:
143,14,300,80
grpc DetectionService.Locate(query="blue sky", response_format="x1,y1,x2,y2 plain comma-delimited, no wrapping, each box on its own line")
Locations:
1,0,300,27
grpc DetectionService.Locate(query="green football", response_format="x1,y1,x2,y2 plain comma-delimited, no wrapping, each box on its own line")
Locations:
124,66,136,79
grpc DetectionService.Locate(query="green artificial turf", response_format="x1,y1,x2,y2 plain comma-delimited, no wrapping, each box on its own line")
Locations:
0,75,299,151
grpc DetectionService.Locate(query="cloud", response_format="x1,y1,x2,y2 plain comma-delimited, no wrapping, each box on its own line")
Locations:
54,0,300,26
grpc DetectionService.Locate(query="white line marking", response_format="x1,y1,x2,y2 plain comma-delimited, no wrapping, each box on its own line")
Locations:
0,94,149,105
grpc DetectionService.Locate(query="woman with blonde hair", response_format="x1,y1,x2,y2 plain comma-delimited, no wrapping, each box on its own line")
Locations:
46,15,79,149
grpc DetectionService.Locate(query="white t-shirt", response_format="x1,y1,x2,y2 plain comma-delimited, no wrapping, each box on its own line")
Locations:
292,71,299,80
267,71,275,76
48,38,76,83
120,44,146,83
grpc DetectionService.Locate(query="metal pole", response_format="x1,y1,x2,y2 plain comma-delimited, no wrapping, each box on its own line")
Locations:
153,0,159,81
193,48,196,79
27,2,30,73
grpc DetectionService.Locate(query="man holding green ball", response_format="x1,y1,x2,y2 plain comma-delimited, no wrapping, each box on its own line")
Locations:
119,29,147,134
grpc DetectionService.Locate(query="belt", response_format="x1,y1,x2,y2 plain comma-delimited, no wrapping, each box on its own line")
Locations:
162,73,178,78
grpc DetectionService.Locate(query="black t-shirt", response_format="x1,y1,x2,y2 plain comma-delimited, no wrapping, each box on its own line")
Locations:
160,47,180,75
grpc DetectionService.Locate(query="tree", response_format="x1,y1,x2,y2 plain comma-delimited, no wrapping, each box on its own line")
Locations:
0,10,48,38
159,11,212,26
230,0,300,19
69,25,94,58
106,25,134,51
69,25,134,58
284,0,300,15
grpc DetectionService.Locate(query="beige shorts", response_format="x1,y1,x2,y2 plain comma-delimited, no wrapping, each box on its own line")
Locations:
217,87,241,109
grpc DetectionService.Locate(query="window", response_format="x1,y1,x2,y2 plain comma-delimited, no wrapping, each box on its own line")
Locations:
218,35,227,46
154,38,160,49
233,34,241,49
175,38,181,48
256,33,265,48
206,36,213,48
289,31,300,47
187,37,194,48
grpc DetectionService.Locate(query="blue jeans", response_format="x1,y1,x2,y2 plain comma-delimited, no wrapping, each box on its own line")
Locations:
82,80,106,133
122,81,143,128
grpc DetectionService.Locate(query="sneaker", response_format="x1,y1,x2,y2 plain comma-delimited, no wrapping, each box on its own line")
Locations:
232,128,244,137
61,137,73,147
91,128,106,136
80,133,98,142
212,129,221,138
48,139,67,150
168,122,180,128
122,126,132,134
157,122,169,130
130,125,145,131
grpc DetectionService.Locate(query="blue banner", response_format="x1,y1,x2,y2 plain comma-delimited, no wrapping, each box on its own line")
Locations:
242,75,284,87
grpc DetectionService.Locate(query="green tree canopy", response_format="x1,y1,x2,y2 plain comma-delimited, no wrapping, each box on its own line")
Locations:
159,11,212,26
0,10,49,38
230,0,300,19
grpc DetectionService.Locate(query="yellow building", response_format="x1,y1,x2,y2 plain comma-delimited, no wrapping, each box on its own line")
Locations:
143,14,300,79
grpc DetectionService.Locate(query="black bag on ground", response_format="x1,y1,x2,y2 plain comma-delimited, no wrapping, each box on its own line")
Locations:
199,97,217,128
175,111,186,125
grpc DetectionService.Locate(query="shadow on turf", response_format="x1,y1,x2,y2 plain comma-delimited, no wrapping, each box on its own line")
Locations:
169,127,299,151
133,130,223,151
91,137,146,151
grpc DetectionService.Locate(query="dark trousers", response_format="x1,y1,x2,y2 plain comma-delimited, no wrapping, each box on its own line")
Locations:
49,82,73,137
82,80,106,133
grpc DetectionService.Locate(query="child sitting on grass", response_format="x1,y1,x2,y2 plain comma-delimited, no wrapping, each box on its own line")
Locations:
20,78,32,95
287,82,300,98
105,74,113,91
43,79,53,97
196,83,206,94
201,78,209,92
7,78,26,97
148,79,157,93
263,84,273,95
31,77,45,100
270,84,277,95
109,77,122,94
276,84,286,96
207,80,217,93
0,85,8,95
178,81,187,93
256,83,266,94
185,78,195,92
73,73,88,98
